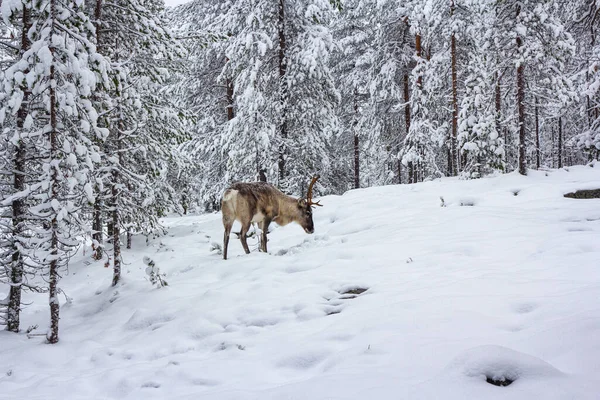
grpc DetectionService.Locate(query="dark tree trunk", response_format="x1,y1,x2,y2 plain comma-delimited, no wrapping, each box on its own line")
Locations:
111,183,121,286
450,0,458,176
415,33,422,88
47,5,60,342
495,72,501,128
495,70,506,170
353,90,359,189
126,230,132,249
106,219,114,239
225,58,234,121
535,98,540,169
92,200,103,260
94,0,103,48
403,73,412,184
112,118,122,286
92,0,104,261
258,169,267,182
516,39,526,175
7,5,32,333
277,0,287,182
353,134,359,189
558,116,563,168
397,161,402,184
551,123,555,168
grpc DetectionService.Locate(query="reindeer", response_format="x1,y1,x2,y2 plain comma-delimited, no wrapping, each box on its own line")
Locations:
221,175,322,260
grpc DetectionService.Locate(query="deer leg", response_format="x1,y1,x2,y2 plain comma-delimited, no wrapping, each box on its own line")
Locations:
223,221,233,260
239,221,251,254
260,219,271,253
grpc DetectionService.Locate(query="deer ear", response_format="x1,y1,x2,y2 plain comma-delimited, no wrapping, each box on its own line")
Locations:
298,199,306,207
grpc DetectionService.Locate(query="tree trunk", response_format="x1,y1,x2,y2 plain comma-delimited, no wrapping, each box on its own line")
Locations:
111,181,121,286
126,230,132,249
403,73,412,184
397,160,402,184
353,90,359,189
47,2,60,343
112,118,122,286
106,218,114,240
258,169,267,182
225,58,234,121
7,5,32,333
92,200,103,260
558,116,563,168
415,33,422,88
92,0,104,261
516,7,526,176
353,134,359,189
450,0,458,176
277,0,287,182
535,98,540,169
94,0,103,48
409,33,423,184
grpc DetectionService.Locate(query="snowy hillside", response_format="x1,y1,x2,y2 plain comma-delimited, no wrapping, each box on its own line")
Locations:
2,166,600,400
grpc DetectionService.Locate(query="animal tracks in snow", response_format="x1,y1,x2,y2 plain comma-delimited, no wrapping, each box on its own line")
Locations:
321,286,370,316
512,302,538,314
275,234,332,256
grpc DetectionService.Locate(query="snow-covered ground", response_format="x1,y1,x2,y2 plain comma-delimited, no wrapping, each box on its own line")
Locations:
2,165,600,400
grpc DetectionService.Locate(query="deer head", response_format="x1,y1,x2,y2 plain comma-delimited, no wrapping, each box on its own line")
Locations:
297,175,323,234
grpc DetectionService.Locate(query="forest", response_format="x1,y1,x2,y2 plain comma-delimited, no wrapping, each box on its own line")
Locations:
0,0,599,344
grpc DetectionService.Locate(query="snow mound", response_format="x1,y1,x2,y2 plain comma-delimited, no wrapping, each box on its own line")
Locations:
407,345,594,400
447,345,563,385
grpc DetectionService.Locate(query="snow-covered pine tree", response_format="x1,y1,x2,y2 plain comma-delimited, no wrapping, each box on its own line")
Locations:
492,0,575,174
91,0,186,285
208,0,339,196
401,0,448,183
456,0,505,177
0,0,33,333
168,0,232,210
331,0,376,190
573,1,600,160
1,0,109,342
361,0,414,186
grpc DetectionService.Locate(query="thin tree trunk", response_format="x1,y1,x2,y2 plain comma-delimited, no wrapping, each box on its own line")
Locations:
411,33,423,184
403,73,412,184
7,6,32,333
450,0,458,176
353,89,359,189
47,0,60,343
106,218,114,240
225,58,234,121
92,201,103,260
258,169,267,182
111,136,121,286
277,0,287,182
415,33,422,88
126,230,132,249
111,179,120,286
92,0,103,261
494,70,504,167
112,117,122,286
516,7,526,175
558,116,563,168
551,123,555,168
535,98,540,169
397,160,402,184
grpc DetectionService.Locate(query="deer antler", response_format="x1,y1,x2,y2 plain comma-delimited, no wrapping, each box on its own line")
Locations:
306,175,323,207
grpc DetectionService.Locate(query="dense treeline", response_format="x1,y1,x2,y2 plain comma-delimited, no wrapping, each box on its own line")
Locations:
1,0,599,341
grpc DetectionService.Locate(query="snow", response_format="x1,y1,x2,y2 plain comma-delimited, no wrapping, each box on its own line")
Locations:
2,165,600,399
